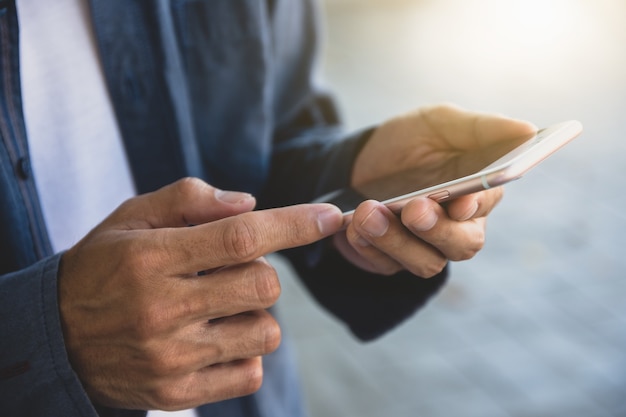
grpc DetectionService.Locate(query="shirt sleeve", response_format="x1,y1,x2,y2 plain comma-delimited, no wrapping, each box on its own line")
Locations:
256,91,448,341
285,242,448,341
0,254,145,417
262,122,448,340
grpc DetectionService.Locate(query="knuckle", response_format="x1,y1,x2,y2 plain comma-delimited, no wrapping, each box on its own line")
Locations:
473,230,486,252
113,196,140,219
259,315,282,354
117,233,165,278
452,230,485,261
250,261,281,307
133,299,172,343
149,348,184,378
416,258,448,278
106,240,175,336
150,384,187,412
134,309,161,340
127,335,178,380
376,262,403,277
149,353,178,379
174,177,205,199
244,311,282,355
142,342,198,382
239,359,264,395
224,217,260,261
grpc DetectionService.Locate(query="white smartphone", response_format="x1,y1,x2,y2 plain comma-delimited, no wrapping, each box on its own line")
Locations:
314,120,582,219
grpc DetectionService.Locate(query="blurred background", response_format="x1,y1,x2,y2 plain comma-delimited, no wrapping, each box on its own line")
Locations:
274,0,626,416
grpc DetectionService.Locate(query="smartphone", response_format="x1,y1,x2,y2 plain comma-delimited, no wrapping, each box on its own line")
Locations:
314,120,582,219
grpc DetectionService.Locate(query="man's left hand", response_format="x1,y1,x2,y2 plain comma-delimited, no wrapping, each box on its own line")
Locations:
333,104,536,277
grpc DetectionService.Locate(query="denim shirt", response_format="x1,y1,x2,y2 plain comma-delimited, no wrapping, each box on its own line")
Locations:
0,1,447,416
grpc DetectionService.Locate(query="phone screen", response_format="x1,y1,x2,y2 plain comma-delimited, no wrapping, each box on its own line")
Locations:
315,120,582,217
321,134,534,213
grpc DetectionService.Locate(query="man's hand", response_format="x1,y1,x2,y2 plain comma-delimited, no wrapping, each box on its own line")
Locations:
334,104,537,276
58,178,343,411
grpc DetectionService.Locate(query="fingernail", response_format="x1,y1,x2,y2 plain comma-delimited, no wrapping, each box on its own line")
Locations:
409,208,438,232
316,205,342,235
215,189,254,204
361,207,389,237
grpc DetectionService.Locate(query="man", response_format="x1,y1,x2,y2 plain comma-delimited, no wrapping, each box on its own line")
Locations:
0,0,536,416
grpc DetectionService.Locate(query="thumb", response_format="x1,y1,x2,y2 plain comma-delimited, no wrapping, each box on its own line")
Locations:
421,104,537,150
107,177,257,229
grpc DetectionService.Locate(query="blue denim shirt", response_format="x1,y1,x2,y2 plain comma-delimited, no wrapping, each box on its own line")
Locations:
0,1,447,416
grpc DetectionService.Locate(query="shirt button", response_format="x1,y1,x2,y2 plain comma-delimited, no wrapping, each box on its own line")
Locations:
16,156,31,180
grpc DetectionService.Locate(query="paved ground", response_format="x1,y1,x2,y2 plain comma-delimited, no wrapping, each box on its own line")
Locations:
275,1,626,416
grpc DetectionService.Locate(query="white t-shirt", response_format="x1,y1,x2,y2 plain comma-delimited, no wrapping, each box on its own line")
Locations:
17,0,196,415
17,0,135,252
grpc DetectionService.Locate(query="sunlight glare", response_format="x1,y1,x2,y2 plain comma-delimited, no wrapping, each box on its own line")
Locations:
409,0,615,93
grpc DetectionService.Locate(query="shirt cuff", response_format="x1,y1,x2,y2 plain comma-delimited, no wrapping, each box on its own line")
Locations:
1,255,101,416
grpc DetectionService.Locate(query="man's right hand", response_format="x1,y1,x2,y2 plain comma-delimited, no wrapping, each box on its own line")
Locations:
58,178,343,411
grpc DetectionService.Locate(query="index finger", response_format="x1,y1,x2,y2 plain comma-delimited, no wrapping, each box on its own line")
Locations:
162,203,343,274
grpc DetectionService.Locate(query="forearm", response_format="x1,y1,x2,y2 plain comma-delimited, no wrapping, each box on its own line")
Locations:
258,125,374,209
